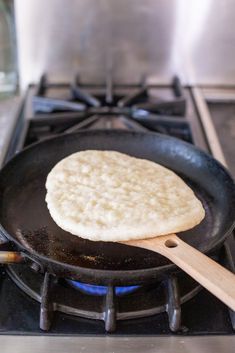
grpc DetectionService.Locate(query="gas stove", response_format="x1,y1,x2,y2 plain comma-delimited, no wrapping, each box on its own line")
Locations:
0,75,234,352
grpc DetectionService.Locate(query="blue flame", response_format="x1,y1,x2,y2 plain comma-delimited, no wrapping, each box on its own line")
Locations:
68,280,140,296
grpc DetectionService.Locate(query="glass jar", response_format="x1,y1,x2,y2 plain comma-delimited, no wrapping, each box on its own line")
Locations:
0,0,17,94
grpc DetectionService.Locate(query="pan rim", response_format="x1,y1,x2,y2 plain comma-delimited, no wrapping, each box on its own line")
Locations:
0,129,235,281
0,222,235,281
2,128,235,178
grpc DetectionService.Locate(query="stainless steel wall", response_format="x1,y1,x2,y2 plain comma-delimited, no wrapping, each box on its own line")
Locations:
15,0,235,89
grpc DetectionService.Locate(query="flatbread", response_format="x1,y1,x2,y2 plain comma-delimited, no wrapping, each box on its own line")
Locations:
45,150,205,241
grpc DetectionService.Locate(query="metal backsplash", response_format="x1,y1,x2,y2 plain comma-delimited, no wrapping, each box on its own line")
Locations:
15,0,235,89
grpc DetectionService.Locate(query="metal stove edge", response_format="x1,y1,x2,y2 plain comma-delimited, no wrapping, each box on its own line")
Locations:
1,335,235,353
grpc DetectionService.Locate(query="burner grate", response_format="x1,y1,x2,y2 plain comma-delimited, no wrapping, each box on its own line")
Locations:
6,263,203,333
20,74,192,147
32,74,186,115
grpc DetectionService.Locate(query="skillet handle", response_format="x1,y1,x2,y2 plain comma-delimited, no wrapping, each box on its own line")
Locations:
125,234,235,311
0,251,24,264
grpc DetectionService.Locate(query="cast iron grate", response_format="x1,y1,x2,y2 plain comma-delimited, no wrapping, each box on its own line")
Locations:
6,262,202,333
22,74,192,147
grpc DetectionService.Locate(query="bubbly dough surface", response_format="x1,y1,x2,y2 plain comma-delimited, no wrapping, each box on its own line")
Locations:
45,150,205,241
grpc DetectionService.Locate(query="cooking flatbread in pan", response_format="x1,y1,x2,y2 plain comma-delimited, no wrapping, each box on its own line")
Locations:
45,150,205,241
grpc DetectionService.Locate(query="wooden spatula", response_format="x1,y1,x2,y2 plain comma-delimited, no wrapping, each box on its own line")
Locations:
123,234,235,311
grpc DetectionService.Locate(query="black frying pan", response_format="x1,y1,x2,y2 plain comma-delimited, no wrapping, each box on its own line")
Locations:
0,130,235,286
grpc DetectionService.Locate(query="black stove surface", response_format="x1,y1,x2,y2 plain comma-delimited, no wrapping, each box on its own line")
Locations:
0,75,234,335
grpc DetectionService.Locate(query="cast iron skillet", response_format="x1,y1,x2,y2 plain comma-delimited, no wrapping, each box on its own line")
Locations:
0,130,235,285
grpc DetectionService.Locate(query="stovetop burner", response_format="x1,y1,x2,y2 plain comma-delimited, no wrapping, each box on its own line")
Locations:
6,263,202,333
3,241,234,335
67,280,140,296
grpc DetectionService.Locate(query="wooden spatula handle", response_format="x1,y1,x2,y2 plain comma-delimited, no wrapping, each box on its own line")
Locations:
125,234,235,311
